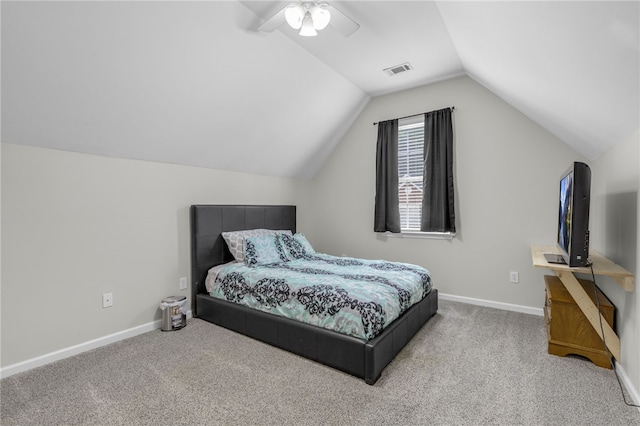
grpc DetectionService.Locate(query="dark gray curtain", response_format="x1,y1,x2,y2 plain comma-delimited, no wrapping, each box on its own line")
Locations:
421,108,455,232
374,119,401,233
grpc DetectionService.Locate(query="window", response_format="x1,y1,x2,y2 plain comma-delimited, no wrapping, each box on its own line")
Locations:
374,107,455,236
398,116,424,231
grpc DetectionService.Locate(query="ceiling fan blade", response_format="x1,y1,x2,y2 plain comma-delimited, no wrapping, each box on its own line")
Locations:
327,4,360,37
257,6,287,33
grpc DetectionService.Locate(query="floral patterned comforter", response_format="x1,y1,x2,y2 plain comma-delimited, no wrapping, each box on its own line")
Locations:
208,253,432,340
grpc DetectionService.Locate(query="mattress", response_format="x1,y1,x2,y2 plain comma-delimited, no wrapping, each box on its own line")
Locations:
206,253,432,340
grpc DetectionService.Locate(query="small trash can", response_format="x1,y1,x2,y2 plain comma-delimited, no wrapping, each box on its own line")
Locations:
160,296,187,331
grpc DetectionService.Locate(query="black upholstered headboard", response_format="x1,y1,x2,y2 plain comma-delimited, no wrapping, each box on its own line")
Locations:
190,205,296,305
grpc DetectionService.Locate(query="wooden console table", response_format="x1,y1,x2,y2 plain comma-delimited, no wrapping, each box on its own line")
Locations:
531,245,635,362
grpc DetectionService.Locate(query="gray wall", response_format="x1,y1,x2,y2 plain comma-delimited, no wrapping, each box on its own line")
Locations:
300,76,584,306
1,144,303,366
590,130,639,403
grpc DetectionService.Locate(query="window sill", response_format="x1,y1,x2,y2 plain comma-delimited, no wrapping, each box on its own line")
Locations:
383,231,455,240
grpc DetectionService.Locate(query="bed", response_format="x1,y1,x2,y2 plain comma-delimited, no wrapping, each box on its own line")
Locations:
190,204,438,384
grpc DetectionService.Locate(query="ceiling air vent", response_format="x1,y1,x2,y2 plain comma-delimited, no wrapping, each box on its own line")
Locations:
383,62,413,76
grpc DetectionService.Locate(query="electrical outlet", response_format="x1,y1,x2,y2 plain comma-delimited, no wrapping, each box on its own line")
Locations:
179,277,188,290
102,293,113,308
509,271,519,283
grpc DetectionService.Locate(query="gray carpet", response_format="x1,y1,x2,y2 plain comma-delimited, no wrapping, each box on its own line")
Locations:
1,300,639,425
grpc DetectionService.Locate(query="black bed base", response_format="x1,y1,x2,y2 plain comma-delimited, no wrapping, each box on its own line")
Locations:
196,289,438,384
190,204,439,385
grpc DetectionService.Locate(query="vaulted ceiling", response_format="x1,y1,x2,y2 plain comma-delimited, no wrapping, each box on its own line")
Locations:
2,1,638,179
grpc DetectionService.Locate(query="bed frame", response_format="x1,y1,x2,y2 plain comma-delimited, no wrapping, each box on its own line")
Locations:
190,204,438,385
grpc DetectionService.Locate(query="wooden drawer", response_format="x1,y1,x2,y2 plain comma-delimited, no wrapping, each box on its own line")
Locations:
544,275,615,368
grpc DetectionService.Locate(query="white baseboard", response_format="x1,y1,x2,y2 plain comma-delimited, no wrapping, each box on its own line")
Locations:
614,361,640,413
439,292,544,316
3,301,638,409
1,299,543,380
0,311,192,379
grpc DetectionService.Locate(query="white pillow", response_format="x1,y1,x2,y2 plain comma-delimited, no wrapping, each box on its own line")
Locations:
222,229,292,262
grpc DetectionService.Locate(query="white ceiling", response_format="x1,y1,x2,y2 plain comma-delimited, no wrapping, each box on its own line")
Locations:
2,1,638,179
241,1,465,95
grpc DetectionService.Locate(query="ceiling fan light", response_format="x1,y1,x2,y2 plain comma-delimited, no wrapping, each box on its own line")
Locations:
285,3,305,30
299,12,317,36
310,5,330,30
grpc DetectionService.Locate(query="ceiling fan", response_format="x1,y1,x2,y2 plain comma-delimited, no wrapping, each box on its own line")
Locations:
258,1,360,37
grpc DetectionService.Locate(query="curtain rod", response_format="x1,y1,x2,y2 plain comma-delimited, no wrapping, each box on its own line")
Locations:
372,106,455,125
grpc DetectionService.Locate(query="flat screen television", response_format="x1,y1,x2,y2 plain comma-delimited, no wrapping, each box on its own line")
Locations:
557,161,591,267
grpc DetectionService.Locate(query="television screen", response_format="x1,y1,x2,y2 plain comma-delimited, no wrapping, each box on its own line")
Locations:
558,171,573,255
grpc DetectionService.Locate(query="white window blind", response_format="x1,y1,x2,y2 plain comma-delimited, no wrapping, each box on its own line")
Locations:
398,116,424,231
